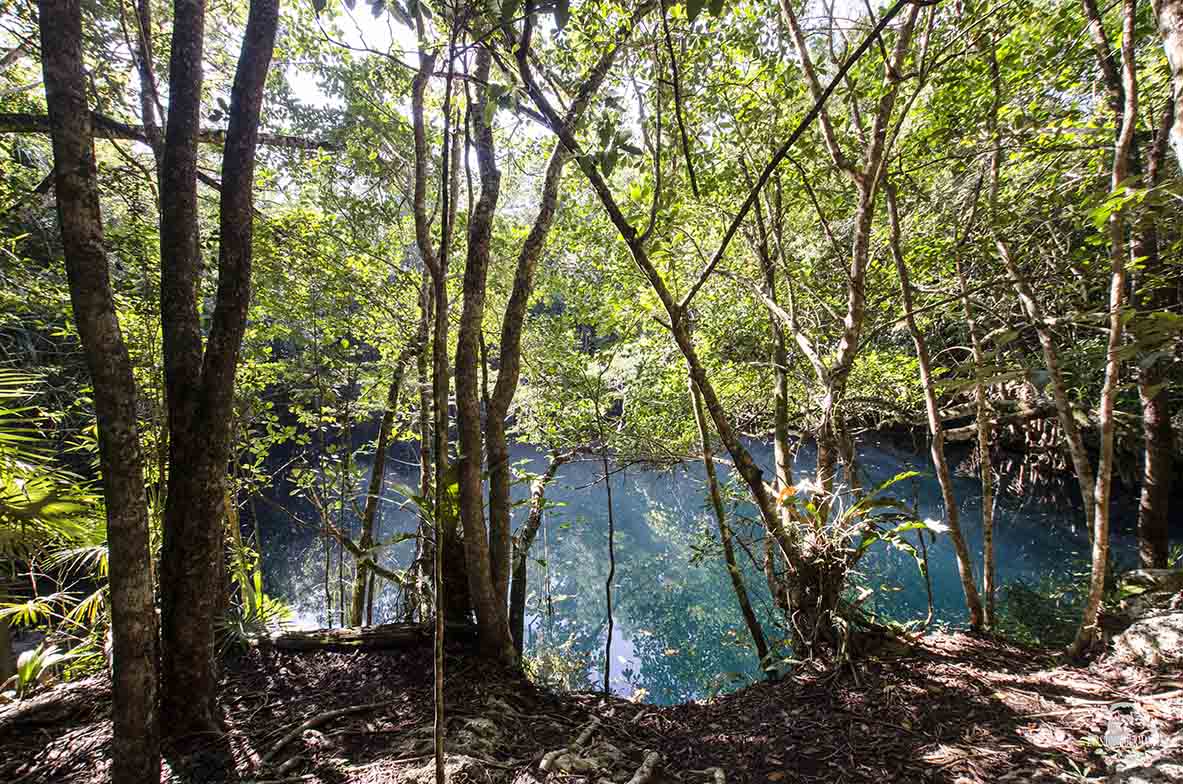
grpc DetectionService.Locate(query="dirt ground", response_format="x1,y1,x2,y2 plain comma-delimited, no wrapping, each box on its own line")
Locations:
1,632,1179,783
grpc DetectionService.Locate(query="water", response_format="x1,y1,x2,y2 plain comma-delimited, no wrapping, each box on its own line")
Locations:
253,436,1163,705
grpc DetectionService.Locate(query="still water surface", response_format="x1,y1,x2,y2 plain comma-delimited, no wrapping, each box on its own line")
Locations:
256,437,1153,704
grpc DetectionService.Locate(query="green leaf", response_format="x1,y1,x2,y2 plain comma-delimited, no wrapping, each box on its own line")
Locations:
708,0,724,16
554,0,570,30
687,0,706,21
313,0,328,13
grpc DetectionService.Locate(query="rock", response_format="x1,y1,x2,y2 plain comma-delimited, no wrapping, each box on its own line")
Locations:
454,716,501,756
1113,613,1183,667
547,750,601,774
1108,749,1183,783
1121,570,1183,593
1118,570,1183,622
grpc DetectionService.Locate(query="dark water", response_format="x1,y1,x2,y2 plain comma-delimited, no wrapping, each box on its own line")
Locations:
256,436,1162,705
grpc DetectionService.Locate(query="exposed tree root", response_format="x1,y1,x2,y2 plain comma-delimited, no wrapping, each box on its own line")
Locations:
260,700,396,767
540,716,600,771
626,751,662,784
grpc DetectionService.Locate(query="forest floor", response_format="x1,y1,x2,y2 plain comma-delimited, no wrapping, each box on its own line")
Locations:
1,631,1180,784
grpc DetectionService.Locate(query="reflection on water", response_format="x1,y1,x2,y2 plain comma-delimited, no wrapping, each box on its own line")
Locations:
254,436,1154,704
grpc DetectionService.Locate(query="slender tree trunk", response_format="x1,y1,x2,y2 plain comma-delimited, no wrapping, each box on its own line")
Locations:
689,377,770,668
956,256,996,624
513,0,919,652
886,184,984,629
485,13,641,624
997,240,1097,528
509,453,569,654
454,46,516,664
350,356,411,626
413,271,434,621
595,393,617,697
749,174,794,616
486,142,568,614
1134,102,1175,569
158,0,279,736
38,1,159,777
1072,0,1137,657
131,0,162,165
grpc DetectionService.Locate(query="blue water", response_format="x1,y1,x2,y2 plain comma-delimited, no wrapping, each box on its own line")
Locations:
255,436,1159,704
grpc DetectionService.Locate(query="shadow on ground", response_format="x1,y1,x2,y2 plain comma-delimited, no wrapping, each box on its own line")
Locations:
0,632,1179,783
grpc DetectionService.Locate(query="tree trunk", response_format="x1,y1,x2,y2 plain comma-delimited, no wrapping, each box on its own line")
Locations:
1134,101,1175,569
886,183,984,629
350,356,411,626
485,14,643,609
38,0,159,778
956,256,996,625
486,142,566,613
1152,0,1183,171
131,0,162,165
689,376,770,669
512,0,919,653
158,0,279,736
1072,0,1137,657
509,453,569,655
409,38,470,626
749,173,794,617
997,239,1097,528
455,46,516,664
411,270,434,621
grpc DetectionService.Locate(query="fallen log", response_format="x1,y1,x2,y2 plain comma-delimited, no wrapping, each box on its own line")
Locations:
247,622,478,653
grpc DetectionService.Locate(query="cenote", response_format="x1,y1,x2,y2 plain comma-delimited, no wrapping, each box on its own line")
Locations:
253,435,1160,705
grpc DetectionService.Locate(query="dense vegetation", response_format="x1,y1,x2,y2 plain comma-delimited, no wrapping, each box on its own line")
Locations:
0,0,1180,779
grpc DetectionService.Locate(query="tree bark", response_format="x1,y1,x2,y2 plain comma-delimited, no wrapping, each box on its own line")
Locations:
956,255,996,625
997,240,1097,528
158,0,279,736
1152,0,1183,171
454,45,516,664
509,453,569,655
409,34,470,626
1072,0,1138,657
886,183,984,629
689,376,770,669
349,354,412,626
38,0,159,778
413,271,434,621
1134,101,1175,569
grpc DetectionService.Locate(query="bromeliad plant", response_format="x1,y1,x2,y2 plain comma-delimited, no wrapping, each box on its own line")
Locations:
1,643,77,700
770,470,950,660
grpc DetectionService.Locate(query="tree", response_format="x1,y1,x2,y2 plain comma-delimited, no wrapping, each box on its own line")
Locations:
157,0,280,735
36,0,159,777
1154,0,1183,171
